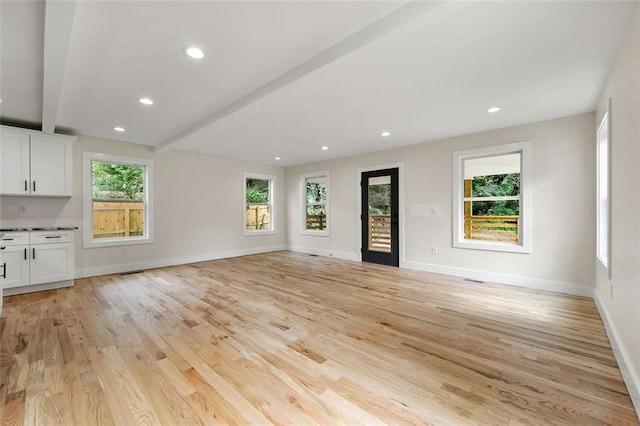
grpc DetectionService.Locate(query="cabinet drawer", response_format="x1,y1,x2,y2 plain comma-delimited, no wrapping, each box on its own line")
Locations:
1,232,30,246
30,230,75,244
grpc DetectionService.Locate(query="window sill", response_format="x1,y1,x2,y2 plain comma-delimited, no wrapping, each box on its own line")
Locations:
243,230,276,237
83,236,153,249
453,240,531,254
300,230,330,237
597,256,610,278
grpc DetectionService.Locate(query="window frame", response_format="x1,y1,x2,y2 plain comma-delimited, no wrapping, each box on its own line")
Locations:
596,100,612,275
452,141,532,253
300,171,330,236
243,172,276,236
82,152,154,248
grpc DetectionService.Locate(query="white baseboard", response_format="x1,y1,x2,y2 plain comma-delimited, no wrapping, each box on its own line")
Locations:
287,247,591,297
287,245,359,262
594,292,640,419
75,244,287,278
402,260,594,297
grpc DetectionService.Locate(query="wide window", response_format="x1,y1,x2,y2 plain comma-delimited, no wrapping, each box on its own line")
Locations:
82,152,153,248
453,141,532,253
244,173,275,235
597,106,611,272
301,171,329,235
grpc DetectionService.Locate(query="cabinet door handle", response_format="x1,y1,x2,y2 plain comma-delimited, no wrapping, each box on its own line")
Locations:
1,262,6,279
1,246,5,251
45,236,61,239
24,248,27,259
3,238,13,241
33,181,36,192
32,248,35,259
24,180,28,192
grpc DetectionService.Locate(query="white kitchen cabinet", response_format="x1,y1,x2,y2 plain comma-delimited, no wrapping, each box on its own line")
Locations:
0,126,76,197
1,245,30,289
0,240,4,314
1,230,75,295
1,232,31,290
30,242,74,285
0,131,30,195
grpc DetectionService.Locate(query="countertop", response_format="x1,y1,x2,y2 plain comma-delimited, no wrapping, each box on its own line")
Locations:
0,227,78,232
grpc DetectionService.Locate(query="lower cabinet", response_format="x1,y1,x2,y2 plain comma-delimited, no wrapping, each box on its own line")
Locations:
1,231,75,294
30,243,75,285
2,245,29,289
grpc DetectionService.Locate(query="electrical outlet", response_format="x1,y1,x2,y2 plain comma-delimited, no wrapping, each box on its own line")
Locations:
17,203,27,215
431,246,438,255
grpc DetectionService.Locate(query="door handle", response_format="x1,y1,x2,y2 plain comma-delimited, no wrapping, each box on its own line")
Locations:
1,262,6,279
33,181,36,192
45,236,62,239
24,248,27,259
25,180,28,192
1,246,5,251
32,248,36,259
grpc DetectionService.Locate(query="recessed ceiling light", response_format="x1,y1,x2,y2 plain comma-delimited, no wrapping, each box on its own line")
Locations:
139,97,154,105
113,126,125,132
185,46,204,59
381,131,391,137
486,106,501,113
274,157,281,161
321,146,329,150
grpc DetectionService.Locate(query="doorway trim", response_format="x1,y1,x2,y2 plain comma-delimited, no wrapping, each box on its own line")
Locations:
356,162,405,266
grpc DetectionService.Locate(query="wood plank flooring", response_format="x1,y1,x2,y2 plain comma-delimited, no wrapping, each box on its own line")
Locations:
0,251,637,425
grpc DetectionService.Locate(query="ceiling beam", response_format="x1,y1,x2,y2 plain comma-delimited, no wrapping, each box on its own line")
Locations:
42,0,77,134
153,0,479,153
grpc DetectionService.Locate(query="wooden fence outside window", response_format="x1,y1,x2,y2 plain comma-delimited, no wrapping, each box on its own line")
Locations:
93,200,144,238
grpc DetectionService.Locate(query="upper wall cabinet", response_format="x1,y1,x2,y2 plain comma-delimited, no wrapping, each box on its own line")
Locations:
0,126,76,197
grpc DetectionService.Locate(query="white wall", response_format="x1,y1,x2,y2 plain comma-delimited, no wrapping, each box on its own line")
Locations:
286,112,596,295
594,3,640,413
0,135,287,277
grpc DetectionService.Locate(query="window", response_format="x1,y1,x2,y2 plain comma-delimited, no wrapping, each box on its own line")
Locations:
300,171,329,235
82,152,153,248
453,141,532,253
244,172,275,235
597,104,611,272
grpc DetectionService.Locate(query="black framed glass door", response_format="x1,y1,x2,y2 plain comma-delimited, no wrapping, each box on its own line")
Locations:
361,168,399,267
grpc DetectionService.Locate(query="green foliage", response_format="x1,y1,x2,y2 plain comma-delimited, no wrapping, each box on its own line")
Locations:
246,179,270,203
368,184,391,214
471,173,520,216
92,161,143,200
306,182,326,214
472,173,519,197
472,200,519,216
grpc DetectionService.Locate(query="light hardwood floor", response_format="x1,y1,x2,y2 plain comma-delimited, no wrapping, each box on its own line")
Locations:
0,251,638,425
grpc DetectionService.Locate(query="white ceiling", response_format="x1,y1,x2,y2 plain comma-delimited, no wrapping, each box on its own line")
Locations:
0,0,636,166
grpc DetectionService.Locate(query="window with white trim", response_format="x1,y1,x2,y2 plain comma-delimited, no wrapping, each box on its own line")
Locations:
300,171,329,235
597,106,611,271
244,172,275,234
453,141,532,253
83,152,153,248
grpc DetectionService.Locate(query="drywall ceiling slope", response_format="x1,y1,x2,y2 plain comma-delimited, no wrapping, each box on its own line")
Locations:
0,1,636,167
170,1,635,166
57,1,406,145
